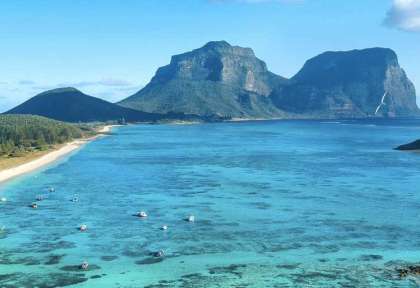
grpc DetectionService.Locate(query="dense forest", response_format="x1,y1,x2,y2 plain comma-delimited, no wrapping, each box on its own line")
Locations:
0,114,94,157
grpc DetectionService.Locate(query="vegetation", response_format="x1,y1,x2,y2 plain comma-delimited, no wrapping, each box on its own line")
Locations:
0,114,94,157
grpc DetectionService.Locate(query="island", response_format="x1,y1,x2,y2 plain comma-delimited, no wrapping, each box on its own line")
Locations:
395,139,420,151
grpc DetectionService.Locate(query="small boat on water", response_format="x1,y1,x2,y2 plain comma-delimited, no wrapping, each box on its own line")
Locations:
160,225,168,231
30,203,38,209
137,211,148,218
0,197,7,203
71,196,79,202
48,187,55,193
186,215,195,222
80,261,89,270
79,224,88,232
154,250,165,258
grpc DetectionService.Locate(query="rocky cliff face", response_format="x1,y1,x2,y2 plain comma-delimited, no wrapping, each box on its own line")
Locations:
270,48,419,118
120,43,418,119
119,41,287,118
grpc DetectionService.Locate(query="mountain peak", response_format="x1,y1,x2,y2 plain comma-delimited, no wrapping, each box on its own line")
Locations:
202,40,232,49
272,47,418,117
196,40,255,57
292,47,401,85
40,87,82,95
307,47,399,71
119,41,285,117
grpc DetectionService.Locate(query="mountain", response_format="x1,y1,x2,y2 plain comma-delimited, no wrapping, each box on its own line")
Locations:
120,43,418,119
5,87,163,123
395,139,420,151
7,44,418,122
270,48,419,118
119,41,288,118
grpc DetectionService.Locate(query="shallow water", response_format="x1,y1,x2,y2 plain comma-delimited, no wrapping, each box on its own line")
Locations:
1,119,420,287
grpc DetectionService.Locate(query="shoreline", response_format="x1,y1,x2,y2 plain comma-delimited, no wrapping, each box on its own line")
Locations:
0,125,116,185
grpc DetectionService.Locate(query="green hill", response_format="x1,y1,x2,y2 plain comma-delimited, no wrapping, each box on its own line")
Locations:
5,87,162,123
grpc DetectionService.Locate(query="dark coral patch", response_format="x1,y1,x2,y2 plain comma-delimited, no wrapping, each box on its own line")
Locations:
358,254,383,261
44,254,65,265
101,255,118,261
208,264,246,278
135,257,164,265
0,272,88,287
276,263,301,270
91,275,102,279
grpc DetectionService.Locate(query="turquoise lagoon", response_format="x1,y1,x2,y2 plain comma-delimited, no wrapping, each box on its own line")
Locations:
1,119,420,287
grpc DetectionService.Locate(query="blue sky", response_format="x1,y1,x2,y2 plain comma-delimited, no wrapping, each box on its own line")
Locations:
0,0,419,112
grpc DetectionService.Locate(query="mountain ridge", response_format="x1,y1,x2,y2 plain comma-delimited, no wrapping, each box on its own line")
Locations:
4,41,419,122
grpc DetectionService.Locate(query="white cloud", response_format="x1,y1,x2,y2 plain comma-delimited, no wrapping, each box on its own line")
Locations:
18,80,36,85
62,78,133,87
27,78,133,90
384,0,420,32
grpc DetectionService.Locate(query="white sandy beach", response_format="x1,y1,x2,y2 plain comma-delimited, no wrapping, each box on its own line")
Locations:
0,125,115,184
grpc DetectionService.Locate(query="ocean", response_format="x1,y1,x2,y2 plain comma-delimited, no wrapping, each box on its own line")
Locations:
1,119,420,287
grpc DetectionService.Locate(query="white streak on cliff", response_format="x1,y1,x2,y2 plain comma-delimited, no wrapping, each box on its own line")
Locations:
375,92,388,115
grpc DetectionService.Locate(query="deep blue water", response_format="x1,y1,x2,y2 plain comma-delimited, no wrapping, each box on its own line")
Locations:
1,119,420,287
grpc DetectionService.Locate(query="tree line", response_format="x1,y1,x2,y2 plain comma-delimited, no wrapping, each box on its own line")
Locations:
0,114,93,157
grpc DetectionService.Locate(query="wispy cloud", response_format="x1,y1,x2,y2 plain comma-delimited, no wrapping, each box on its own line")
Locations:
22,77,133,90
18,80,36,85
384,0,420,32
60,78,133,88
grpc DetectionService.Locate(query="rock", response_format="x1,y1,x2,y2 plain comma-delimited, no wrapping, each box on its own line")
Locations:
395,139,420,151
397,265,420,278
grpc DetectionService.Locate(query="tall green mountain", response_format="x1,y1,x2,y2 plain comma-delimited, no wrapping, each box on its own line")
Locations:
5,87,162,123
119,41,288,118
270,48,419,118
120,42,418,119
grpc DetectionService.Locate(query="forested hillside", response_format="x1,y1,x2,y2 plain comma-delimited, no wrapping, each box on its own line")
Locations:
0,114,93,157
